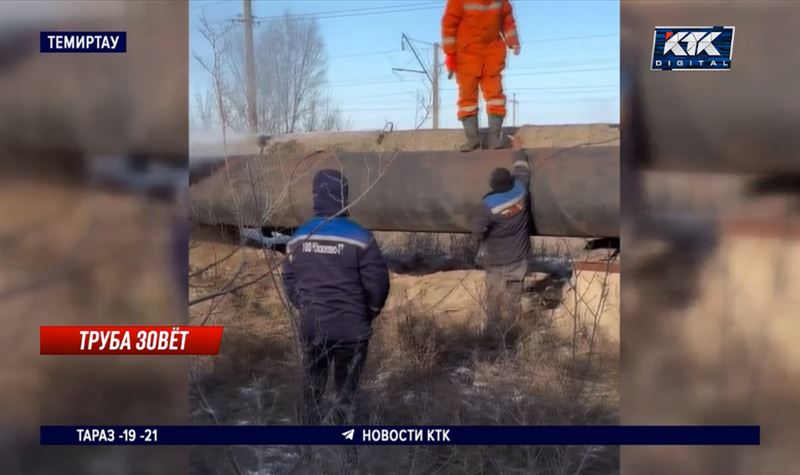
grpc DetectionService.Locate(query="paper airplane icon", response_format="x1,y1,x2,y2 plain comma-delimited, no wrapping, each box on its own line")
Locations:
342,429,355,441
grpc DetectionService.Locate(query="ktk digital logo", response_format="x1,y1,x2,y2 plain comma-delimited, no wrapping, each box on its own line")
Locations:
651,26,734,71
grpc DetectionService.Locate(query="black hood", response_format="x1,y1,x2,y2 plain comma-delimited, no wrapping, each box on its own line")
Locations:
312,169,349,217
489,167,514,193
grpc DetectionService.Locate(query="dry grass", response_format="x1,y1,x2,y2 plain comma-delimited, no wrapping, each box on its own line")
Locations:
188,233,619,475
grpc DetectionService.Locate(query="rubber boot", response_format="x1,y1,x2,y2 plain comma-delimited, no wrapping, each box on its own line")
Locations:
459,115,481,152
486,114,505,149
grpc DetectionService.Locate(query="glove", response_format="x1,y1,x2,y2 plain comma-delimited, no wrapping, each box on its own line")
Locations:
445,54,456,79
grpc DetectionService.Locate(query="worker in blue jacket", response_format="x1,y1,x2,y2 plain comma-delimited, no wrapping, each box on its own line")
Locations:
471,157,532,323
283,169,390,425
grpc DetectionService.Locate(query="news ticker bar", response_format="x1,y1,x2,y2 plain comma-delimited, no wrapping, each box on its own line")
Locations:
41,426,760,446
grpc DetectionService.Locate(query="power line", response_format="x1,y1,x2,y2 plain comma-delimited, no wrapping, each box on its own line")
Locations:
332,61,619,85
333,57,616,72
330,49,403,59
336,91,431,100
331,46,429,60
451,84,616,91
519,96,617,103
398,33,432,84
250,4,441,23
337,85,618,102
339,95,618,114
505,67,618,77
349,93,599,120
326,34,618,62
508,58,618,71
332,74,405,84
340,107,422,112
216,3,441,27
253,2,439,20
520,33,617,44
353,86,607,99
329,66,617,88
327,79,416,88
276,6,443,21
500,84,618,91
338,91,617,108
335,61,620,86
405,35,436,47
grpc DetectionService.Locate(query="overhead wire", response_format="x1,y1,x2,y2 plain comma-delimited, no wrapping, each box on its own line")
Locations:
198,3,619,120
507,57,618,70
336,84,618,102
213,2,441,27
328,66,618,88
338,95,618,114
330,49,403,59
331,55,619,85
250,4,442,24
520,33,618,44
504,66,618,77
329,33,617,60
252,2,439,20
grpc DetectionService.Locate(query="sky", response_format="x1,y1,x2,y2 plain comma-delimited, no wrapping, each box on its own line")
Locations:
189,0,619,131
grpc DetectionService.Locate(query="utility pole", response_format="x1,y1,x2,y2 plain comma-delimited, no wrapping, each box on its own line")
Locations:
394,34,439,129
432,43,440,129
243,0,258,133
511,93,518,126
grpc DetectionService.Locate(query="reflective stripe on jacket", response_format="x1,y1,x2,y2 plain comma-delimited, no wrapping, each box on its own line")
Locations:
441,0,520,57
284,217,390,344
470,158,532,267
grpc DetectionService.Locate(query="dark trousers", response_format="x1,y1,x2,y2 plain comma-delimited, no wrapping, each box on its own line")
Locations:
484,258,528,321
302,340,369,426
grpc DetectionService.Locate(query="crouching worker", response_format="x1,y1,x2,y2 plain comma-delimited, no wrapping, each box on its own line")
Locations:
282,169,390,426
470,156,531,325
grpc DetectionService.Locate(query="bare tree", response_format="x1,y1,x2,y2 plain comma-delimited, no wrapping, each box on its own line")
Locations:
224,13,344,134
302,94,349,132
193,90,216,130
193,13,234,145
414,90,432,130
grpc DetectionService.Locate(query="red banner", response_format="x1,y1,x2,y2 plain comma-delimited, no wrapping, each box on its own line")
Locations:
40,326,223,355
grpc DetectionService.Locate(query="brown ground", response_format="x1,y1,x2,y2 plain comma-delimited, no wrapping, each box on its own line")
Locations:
188,233,620,474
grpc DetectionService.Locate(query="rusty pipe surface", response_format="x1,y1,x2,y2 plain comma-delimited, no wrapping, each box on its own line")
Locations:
190,146,619,238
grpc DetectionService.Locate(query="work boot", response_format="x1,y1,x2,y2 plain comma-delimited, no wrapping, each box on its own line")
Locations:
459,115,481,152
486,114,505,149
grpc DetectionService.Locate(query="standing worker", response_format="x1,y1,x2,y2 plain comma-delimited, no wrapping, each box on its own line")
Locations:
442,0,521,151
471,156,531,325
282,169,390,426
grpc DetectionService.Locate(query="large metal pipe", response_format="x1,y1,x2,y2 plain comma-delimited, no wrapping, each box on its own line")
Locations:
190,146,619,238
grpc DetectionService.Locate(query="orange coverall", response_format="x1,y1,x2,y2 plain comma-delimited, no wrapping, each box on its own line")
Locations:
442,0,520,119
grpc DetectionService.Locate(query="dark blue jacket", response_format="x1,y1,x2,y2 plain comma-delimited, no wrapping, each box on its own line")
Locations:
470,157,532,267
282,170,390,344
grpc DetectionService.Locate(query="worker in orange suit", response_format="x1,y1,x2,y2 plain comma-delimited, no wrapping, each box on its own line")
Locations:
442,0,520,151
